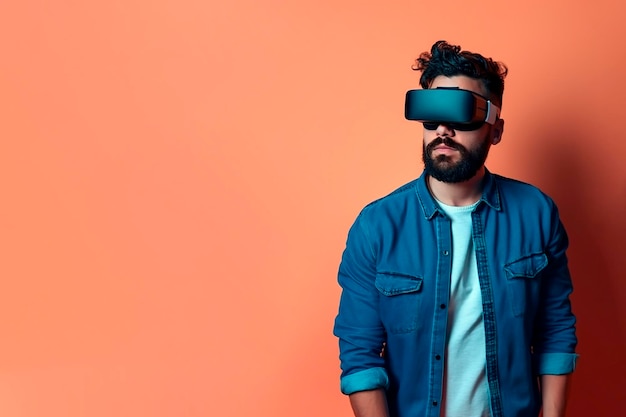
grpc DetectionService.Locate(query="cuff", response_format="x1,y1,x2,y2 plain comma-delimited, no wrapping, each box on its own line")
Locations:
340,367,389,395
535,352,579,375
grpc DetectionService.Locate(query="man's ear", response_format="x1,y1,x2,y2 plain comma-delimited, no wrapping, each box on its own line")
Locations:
491,118,504,145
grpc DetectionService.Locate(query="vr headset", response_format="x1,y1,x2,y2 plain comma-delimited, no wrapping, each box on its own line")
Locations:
405,87,500,131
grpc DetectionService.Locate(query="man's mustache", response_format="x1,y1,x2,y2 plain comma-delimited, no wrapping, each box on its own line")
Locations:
426,137,465,153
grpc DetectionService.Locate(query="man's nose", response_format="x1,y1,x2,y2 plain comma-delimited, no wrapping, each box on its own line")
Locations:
435,123,455,136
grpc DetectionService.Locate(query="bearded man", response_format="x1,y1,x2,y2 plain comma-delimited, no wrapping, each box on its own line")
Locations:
333,40,578,417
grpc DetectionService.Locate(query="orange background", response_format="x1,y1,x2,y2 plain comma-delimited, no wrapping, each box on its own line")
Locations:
1,0,625,416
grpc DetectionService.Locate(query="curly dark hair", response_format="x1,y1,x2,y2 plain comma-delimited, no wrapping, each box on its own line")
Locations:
413,40,508,106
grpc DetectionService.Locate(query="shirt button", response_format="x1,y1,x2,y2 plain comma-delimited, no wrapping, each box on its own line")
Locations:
440,304,446,309
433,401,438,406
435,354,441,360
442,250,449,256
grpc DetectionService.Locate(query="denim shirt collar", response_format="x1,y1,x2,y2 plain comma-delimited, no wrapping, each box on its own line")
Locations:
415,168,502,219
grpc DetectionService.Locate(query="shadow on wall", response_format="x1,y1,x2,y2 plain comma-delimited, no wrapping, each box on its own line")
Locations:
524,119,626,417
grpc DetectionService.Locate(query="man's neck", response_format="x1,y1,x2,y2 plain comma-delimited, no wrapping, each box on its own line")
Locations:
427,167,486,207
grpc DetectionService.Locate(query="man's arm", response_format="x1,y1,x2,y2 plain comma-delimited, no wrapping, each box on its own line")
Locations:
349,389,389,417
334,213,389,414
534,201,577,417
540,374,571,417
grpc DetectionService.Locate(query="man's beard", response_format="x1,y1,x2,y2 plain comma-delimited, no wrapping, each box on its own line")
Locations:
422,136,491,183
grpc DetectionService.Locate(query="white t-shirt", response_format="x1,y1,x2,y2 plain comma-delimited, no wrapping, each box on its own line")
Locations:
437,200,490,417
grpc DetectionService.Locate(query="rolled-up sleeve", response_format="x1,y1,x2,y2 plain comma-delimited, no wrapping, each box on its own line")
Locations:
533,203,579,374
333,212,388,394
340,367,389,395
534,352,578,375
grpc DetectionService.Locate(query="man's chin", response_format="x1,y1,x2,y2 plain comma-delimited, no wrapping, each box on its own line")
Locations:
432,159,459,170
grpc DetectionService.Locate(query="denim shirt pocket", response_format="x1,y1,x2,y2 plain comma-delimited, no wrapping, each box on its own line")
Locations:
504,253,548,317
375,272,423,334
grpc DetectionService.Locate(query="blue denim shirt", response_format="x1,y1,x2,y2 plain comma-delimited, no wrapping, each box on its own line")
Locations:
333,170,578,417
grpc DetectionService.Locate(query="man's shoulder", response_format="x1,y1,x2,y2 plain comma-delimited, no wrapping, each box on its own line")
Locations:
348,178,422,233
361,178,420,213
492,173,557,209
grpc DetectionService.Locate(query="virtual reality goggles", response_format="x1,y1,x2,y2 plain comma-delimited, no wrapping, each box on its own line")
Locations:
405,87,500,131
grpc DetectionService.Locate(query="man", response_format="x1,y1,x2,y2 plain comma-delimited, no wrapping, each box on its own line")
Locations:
333,40,578,417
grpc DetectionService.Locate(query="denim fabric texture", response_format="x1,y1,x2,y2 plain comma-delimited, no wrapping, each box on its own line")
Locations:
333,170,578,417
